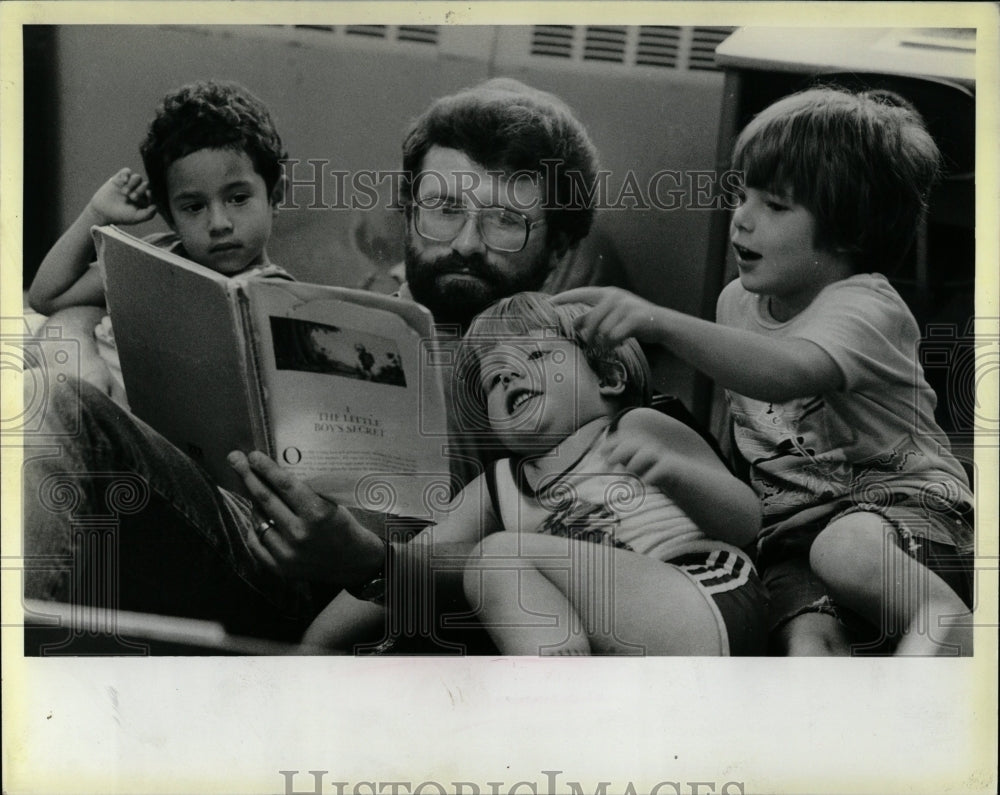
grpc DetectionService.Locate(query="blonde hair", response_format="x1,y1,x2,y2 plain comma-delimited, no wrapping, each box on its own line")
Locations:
454,292,651,428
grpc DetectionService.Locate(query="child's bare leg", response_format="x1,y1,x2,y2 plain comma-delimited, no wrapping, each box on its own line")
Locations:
464,533,727,656
810,512,972,656
763,557,852,656
774,612,852,656
301,591,387,653
463,532,588,655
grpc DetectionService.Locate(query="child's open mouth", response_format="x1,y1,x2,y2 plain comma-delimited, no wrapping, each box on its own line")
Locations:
507,388,540,415
733,243,762,262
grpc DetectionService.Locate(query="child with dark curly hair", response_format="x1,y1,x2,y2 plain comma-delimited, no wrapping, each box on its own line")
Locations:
28,80,291,404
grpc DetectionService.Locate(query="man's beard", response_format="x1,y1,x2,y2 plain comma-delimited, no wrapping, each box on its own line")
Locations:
403,241,553,332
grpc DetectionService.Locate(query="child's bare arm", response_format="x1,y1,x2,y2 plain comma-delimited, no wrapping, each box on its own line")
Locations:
298,474,502,652
300,590,387,652
29,168,157,315
554,286,842,403
601,408,761,548
398,473,504,599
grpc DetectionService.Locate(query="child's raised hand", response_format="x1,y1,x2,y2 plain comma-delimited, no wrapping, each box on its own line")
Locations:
553,286,667,347
86,168,157,226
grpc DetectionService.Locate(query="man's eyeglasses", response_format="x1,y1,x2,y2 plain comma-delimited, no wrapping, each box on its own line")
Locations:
413,204,546,253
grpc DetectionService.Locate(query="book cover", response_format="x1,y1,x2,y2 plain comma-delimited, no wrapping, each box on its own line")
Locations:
95,225,451,518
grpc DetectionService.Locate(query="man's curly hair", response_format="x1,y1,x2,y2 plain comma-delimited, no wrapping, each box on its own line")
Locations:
140,80,286,224
401,78,600,252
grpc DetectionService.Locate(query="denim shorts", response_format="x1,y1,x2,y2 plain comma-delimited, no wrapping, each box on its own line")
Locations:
759,495,974,635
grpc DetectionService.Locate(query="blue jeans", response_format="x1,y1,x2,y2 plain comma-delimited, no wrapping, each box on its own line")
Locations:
23,378,317,641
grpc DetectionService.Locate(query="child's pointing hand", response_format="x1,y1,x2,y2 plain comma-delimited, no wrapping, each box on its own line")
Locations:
553,287,667,348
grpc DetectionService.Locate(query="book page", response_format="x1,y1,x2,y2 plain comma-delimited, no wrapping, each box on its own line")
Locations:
244,280,452,518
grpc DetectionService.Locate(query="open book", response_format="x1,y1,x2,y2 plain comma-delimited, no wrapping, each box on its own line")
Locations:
95,225,452,518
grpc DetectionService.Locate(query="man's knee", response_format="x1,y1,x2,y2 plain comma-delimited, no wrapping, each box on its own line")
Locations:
31,374,121,439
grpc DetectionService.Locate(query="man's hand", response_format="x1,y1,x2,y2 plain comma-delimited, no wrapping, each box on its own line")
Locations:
553,286,668,348
227,450,384,586
87,168,158,226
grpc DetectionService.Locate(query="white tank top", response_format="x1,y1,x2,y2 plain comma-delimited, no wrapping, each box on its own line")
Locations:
486,412,726,562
